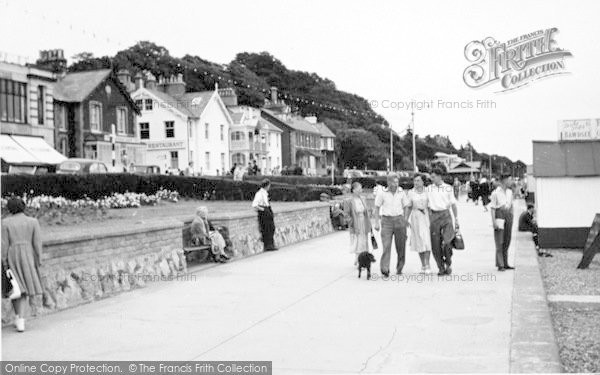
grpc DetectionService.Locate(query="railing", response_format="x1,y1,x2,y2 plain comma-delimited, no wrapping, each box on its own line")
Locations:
231,140,267,152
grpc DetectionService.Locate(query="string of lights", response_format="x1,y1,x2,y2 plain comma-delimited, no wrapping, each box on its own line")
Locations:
0,0,384,120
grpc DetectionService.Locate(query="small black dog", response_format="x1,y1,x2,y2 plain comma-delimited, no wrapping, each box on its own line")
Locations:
357,251,376,279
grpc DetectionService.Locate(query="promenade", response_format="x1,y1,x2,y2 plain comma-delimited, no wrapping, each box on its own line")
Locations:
2,199,549,373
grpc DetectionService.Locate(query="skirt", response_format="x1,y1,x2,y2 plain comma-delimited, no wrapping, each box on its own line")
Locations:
409,209,432,253
7,243,43,296
349,232,369,254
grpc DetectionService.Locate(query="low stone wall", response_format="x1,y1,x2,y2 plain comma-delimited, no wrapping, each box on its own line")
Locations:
2,202,334,324
2,219,185,325
186,202,334,257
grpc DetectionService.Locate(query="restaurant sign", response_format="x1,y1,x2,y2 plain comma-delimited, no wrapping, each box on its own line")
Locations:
558,119,600,141
146,140,186,150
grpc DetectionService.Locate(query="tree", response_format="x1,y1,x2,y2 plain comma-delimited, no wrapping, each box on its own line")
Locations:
336,129,387,170
68,52,112,72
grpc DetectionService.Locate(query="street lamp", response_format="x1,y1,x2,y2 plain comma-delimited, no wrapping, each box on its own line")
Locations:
410,111,417,173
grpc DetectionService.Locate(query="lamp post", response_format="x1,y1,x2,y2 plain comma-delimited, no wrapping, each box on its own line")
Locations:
411,111,417,172
389,121,393,172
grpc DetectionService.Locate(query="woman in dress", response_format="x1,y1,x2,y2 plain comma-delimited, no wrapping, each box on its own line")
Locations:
406,175,433,273
344,182,372,265
190,206,229,262
1,197,44,332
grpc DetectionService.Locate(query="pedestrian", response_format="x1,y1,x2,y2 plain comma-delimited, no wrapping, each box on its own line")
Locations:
344,182,372,266
469,177,480,205
406,174,433,274
230,163,237,176
1,197,44,332
373,173,409,277
491,174,515,271
453,177,461,200
428,167,459,276
479,177,490,211
252,160,259,175
252,179,278,251
185,161,195,176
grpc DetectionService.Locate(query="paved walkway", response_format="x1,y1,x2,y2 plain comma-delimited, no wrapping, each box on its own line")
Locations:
3,200,522,373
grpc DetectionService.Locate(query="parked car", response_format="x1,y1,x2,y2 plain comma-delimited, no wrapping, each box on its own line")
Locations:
130,165,161,174
57,159,109,174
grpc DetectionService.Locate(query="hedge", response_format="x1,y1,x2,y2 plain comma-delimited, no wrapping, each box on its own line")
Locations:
1,174,342,202
239,174,453,189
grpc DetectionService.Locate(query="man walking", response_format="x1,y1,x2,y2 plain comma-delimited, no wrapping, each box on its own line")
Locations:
373,174,409,277
428,168,459,276
491,174,515,271
252,179,278,251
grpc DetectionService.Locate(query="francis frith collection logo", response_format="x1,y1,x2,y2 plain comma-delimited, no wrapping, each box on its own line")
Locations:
463,28,573,92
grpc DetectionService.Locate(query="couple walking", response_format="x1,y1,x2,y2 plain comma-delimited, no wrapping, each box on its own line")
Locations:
347,170,459,277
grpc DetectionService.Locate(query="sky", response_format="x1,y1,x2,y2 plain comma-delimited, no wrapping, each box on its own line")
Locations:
1,0,599,163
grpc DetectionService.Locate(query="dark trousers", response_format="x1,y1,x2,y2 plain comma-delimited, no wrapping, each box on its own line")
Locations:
380,215,408,274
258,207,276,249
430,210,455,272
494,208,513,267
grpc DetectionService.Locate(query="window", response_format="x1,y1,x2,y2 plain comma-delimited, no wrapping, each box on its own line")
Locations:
276,134,279,147
89,102,102,132
205,152,210,171
144,99,153,110
232,153,246,165
139,122,150,139
170,151,178,169
59,138,67,156
37,86,45,125
55,103,66,131
188,123,193,138
0,79,27,123
116,107,127,134
165,121,175,138
268,133,272,147
135,99,143,111
231,131,244,141
221,153,225,171
205,122,209,140
220,125,224,141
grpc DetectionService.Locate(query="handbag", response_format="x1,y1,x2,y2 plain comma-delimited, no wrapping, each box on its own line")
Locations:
5,268,22,300
452,230,465,250
370,232,378,250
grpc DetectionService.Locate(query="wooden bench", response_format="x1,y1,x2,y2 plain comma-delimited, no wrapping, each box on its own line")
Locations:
182,223,216,263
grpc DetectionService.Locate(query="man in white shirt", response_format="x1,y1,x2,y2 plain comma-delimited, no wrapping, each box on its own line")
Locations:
374,174,410,277
252,179,278,251
428,167,459,276
490,174,514,271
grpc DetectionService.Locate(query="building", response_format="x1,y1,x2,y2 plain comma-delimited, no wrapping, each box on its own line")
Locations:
447,161,482,180
308,117,335,175
532,139,600,248
52,68,143,169
219,87,283,174
432,152,465,170
131,74,232,175
261,87,336,176
0,53,66,172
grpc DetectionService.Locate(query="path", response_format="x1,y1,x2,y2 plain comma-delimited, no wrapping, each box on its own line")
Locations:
2,199,521,373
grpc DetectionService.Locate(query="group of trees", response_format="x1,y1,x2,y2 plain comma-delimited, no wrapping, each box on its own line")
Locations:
64,41,524,174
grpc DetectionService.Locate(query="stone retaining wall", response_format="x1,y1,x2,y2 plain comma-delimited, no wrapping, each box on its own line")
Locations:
2,202,333,324
2,219,185,325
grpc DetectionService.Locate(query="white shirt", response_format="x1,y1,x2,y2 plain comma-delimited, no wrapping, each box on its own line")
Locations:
375,187,406,216
427,183,457,211
252,188,270,208
490,186,513,210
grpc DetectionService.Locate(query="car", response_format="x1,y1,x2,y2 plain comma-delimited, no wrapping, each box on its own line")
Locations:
130,165,161,174
57,159,109,174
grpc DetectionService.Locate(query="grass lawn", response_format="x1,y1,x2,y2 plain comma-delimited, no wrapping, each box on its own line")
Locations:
539,249,600,373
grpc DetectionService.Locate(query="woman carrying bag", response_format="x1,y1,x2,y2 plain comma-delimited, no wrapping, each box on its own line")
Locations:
1,197,44,332
344,182,374,265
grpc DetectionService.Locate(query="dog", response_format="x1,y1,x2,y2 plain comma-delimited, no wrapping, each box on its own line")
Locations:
357,251,376,279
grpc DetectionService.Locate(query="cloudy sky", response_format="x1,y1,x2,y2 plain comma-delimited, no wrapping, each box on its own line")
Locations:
1,0,599,163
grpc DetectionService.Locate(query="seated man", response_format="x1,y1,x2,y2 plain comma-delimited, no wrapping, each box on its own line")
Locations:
330,202,347,230
518,204,552,257
190,206,230,262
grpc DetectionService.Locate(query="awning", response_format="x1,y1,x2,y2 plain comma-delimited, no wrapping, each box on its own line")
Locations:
0,134,40,164
11,135,66,165
296,149,323,158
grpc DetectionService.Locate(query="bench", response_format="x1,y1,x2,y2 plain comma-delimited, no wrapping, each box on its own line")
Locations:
182,223,216,263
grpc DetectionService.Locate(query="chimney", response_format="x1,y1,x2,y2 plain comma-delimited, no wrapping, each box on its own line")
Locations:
305,115,317,124
270,87,278,104
117,69,131,90
36,49,67,74
146,72,157,91
158,74,186,96
217,87,238,107
134,72,144,90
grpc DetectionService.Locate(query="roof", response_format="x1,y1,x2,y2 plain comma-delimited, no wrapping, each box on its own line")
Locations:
258,118,282,132
230,112,244,125
53,69,112,102
533,140,600,177
145,89,195,117
262,109,321,134
176,91,215,118
314,122,335,137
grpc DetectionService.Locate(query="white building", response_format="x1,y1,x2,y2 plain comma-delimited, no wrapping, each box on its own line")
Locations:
433,152,465,170
131,74,232,175
532,139,600,248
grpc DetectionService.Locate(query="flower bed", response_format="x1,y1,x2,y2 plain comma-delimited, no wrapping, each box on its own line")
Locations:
1,189,180,225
